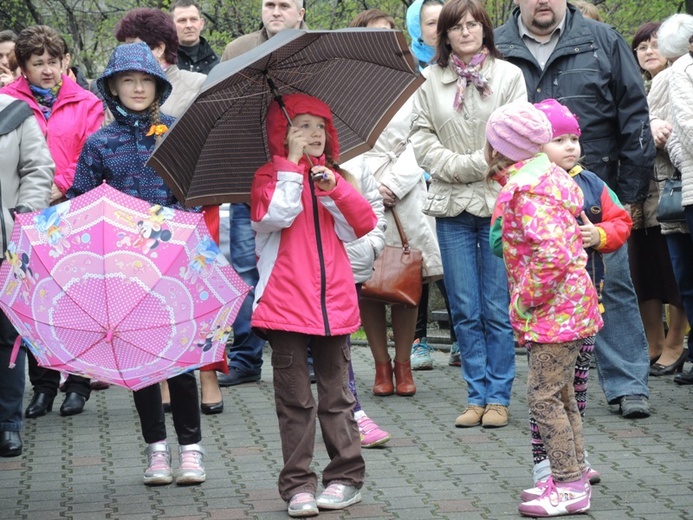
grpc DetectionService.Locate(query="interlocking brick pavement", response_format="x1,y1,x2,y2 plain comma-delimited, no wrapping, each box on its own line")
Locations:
1,345,691,519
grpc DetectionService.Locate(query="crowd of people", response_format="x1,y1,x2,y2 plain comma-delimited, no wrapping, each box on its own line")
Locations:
0,0,691,518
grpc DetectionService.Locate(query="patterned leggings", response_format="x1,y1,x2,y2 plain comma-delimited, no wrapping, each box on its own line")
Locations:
530,336,595,466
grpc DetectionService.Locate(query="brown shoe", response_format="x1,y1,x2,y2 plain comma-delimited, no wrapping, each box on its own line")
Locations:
455,406,485,428
373,359,394,396
482,404,508,428
394,359,416,396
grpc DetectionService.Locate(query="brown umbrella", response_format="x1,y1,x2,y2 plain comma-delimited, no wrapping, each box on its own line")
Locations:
147,28,424,207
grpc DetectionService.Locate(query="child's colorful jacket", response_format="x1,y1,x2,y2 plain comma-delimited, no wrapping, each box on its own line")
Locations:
490,153,603,346
250,94,378,337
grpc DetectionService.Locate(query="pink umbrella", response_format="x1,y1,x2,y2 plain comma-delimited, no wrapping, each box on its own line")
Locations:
0,183,249,391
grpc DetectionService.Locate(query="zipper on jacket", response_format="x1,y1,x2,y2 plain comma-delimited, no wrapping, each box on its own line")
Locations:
309,179,330,336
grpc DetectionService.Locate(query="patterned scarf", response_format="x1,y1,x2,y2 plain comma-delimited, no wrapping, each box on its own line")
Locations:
29,82,62,120
450,48,492,111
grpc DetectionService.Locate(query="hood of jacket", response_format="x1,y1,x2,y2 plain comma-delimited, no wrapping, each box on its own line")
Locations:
266,93,339,162
97,42,172,125
407,0,442,69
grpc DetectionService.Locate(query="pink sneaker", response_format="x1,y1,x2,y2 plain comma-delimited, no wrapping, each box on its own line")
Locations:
584,466,601,484
176,444,206,485
357,416,390,448
518,477,590,517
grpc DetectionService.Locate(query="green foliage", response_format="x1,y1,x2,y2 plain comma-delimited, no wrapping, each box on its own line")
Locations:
0,0,683,78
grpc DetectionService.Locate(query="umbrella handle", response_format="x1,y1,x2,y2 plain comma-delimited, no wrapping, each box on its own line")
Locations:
9,335,22,369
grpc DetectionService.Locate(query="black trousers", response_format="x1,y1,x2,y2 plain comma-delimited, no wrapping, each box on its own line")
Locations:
133,371,201,445
27,352,91,399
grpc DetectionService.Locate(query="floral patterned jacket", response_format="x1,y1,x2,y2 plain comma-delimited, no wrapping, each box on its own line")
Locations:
490,153,603,346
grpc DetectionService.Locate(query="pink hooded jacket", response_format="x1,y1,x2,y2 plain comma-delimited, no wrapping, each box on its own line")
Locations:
250,94,377,337
1,74,104,194
491,153,603,346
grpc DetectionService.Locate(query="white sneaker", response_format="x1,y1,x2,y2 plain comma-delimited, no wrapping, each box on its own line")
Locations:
518,477,590,517
176,444,206,485
410,338,433,370
316,483,362,510
143,442,172,486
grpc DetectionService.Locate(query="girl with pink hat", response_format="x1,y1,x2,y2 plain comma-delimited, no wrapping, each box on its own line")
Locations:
486,100,603,517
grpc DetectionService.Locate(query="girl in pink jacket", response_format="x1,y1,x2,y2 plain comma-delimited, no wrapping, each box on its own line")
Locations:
250,94,376,517
485,102,603,518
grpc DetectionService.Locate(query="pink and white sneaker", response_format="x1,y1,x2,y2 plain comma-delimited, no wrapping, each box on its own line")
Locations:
357,415,391,448
518,477,590,517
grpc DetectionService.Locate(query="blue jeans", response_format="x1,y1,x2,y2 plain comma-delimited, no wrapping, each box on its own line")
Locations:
595,244,650,403
665,212,693,356
0,311,24,432
228,203,264,374
436,212,515,407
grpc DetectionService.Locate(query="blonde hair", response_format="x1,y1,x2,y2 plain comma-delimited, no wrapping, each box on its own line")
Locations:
485,141,515,182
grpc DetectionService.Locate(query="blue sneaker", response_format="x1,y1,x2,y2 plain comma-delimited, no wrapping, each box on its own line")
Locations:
410,338,433,370
448,341,461,366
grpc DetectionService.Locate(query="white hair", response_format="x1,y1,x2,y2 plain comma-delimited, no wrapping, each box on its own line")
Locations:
658,13,693,60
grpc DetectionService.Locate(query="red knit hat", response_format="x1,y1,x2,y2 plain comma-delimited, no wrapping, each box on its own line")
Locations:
534,99,582,138
265,93,340,162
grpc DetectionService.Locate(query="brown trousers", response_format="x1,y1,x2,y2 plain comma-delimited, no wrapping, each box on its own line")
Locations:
527,340,585,483
267,331,365,500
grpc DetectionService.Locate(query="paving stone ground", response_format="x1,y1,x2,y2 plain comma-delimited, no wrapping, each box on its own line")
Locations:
1,345,691,519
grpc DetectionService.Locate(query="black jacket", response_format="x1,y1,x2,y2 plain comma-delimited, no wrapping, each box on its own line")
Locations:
177,36,219,75
495,5,654,204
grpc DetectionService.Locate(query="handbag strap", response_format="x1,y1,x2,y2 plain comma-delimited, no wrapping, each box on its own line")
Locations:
390,208,411,252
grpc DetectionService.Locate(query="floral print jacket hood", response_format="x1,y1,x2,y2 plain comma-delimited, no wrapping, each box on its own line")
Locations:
490,153,603,346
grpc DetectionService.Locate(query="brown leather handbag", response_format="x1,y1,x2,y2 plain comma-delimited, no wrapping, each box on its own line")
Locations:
361,207,423,307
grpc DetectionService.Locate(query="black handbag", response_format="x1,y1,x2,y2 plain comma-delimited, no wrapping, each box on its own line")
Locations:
656,169,685,223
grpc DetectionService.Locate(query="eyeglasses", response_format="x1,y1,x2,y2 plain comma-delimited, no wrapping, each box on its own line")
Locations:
636,42,658,53
448,21,481,34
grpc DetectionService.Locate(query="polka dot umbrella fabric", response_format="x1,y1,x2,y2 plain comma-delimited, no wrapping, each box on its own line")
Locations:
0,183,249,391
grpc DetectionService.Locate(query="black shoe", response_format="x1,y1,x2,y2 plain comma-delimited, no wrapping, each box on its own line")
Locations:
0,431,22,457
650,348,688,376
674,367,693,385
201,400,224,415
619,394,651,419
217,368,261,387
25,392,54,418
60,393,86,416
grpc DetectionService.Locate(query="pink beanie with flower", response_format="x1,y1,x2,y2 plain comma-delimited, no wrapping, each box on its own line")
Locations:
534,99,581,137
485,101,553,161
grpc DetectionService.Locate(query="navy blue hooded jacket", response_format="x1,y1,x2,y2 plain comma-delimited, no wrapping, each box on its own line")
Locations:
68,42,187,210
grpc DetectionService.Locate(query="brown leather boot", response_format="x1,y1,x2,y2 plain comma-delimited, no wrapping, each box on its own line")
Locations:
373,359,394,396
394,359,416,396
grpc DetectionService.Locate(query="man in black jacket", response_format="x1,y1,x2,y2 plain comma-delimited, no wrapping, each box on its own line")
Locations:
495,0,654,420
170,0,219,75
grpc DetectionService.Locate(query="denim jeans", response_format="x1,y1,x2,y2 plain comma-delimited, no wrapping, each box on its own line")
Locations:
595,244,650,403
665,214,693,357
436,212,515,407
0,311,24,432
228,203,264,374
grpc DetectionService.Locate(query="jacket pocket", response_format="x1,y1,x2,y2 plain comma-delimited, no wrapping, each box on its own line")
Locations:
422,182,452,217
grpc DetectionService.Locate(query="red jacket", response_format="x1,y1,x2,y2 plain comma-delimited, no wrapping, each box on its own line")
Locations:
250,94,377,336
1,74,104,194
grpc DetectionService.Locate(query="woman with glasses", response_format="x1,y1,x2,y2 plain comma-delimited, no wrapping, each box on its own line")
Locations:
410,0,526,428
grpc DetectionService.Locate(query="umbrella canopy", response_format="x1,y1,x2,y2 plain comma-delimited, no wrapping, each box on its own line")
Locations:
147,28,424,207
0,183,249,391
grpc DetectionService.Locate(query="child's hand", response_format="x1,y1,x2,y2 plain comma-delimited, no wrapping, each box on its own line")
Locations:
286,126,308,164
578,211,600,248
311,165,336,191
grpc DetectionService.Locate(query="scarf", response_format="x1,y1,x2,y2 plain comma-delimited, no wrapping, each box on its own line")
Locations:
450,48,492,111
29,82,62,120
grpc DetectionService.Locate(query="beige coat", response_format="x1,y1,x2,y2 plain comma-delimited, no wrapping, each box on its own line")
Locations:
410,58,527,218
648,67,687,234
161,65,206,119
667,53,693,209
343,99,443,280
